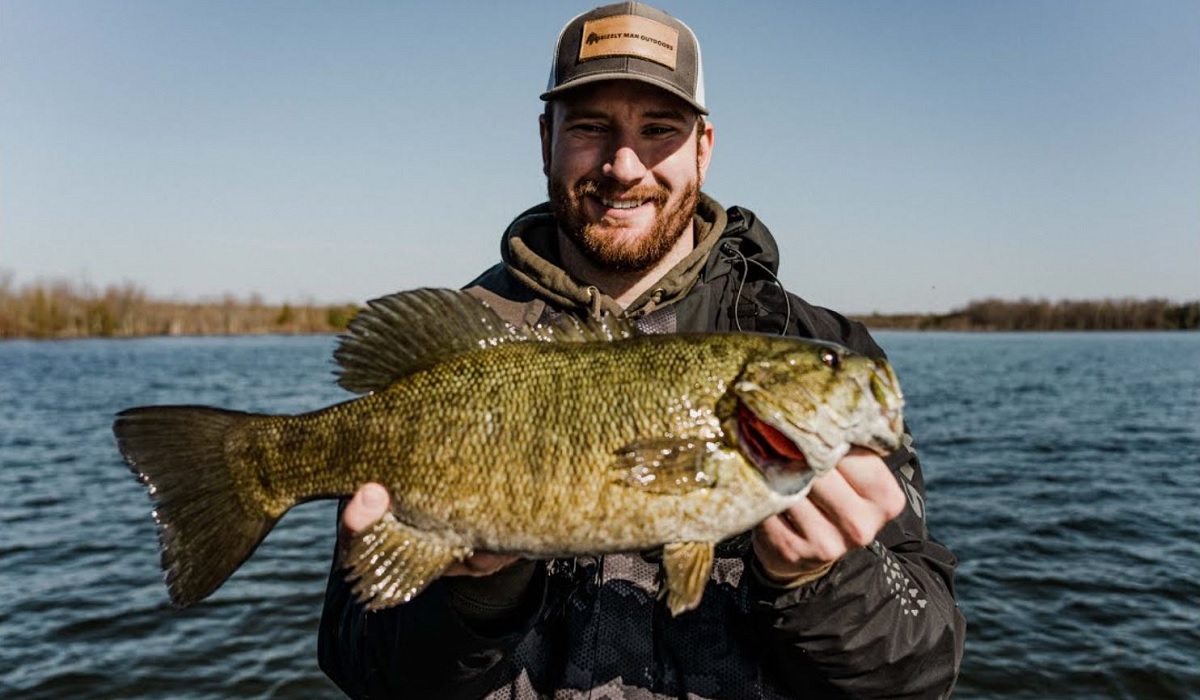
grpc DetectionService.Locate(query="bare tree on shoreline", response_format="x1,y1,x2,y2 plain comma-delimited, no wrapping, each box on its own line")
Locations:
0,274,359,340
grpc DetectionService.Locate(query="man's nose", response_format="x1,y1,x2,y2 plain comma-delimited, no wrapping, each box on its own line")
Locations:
602,144,648,186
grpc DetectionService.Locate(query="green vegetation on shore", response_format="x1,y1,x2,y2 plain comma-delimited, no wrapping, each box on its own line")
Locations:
853,297,1200,331
1,274,1196,339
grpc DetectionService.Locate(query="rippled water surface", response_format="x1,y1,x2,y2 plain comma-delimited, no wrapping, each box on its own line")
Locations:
2,332,1197,699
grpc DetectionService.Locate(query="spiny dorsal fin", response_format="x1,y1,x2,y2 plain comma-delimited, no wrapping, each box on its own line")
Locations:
335,288,640,394
336,288,525,394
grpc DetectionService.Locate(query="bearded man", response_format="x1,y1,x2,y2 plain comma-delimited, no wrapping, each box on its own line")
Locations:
319,4,965,698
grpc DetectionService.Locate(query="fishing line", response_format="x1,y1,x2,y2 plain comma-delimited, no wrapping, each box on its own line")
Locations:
722,243,792,335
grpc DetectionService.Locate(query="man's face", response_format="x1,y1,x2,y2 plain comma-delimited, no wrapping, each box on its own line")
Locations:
541,80,714,273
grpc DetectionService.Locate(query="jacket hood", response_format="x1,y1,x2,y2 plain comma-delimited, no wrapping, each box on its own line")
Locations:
500,193,730,318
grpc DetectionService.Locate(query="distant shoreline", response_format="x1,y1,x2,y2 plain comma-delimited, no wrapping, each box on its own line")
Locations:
0,297,359,340
1,277,1196,339
850,298,1198,332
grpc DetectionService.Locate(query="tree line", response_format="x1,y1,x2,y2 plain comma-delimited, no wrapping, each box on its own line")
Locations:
2,274,1196,339
0,274,360,340
853,297,1200,331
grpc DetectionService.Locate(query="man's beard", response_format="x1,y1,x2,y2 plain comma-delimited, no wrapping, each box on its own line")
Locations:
549,177,700,273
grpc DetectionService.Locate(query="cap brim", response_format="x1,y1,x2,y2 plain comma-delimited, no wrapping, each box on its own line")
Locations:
540,73,708,115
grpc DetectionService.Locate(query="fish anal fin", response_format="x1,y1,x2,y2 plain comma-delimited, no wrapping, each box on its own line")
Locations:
660,541,715,616
612,438,718,494
343,511,469,611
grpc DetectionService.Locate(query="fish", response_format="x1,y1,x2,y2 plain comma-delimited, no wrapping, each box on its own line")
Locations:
113,288,905,616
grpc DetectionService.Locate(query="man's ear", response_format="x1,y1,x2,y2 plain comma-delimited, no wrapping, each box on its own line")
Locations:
539,113,552,176
697,119,714,186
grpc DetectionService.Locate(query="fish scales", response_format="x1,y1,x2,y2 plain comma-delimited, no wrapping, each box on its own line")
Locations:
230,333,769,552
113,288,905,615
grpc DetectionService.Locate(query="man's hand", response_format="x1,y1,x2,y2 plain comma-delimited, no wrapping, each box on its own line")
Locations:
340,482,521,577
752,448,907,586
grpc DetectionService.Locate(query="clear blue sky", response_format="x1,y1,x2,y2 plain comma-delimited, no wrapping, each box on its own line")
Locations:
2,0,1197,314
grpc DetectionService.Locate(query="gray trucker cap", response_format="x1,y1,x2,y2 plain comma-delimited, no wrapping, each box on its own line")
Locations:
541,2,707,114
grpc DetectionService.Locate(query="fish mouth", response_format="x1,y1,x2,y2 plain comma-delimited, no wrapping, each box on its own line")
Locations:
736,403,810,477
730,353,906,498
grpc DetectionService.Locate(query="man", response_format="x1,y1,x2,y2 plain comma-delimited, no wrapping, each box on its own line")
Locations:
319,4,965,698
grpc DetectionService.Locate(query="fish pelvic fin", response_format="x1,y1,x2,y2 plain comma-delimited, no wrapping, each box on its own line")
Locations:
661,541,715,616
113,406,278,608
342,511,470,611
335,288,640,394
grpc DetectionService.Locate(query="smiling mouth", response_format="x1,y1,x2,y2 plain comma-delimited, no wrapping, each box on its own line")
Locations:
736,403,810,475
599,197,649,210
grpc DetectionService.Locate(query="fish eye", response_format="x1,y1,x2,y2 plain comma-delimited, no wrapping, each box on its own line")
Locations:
821,350,840,369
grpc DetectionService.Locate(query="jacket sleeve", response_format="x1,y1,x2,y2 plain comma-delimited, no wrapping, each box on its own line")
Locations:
317,500,548,699
748,306,966,698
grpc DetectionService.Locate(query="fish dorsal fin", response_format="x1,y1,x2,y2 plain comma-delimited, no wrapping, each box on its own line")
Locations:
335,288,641,394
531,311,637,344
335,288,527,394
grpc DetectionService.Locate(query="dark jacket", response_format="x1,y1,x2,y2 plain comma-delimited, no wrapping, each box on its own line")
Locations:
319,198,966,699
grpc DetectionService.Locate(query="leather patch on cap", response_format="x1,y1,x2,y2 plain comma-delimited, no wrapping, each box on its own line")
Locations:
578,15,678,70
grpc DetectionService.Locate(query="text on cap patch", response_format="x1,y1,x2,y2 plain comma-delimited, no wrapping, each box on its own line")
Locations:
577,15,678,70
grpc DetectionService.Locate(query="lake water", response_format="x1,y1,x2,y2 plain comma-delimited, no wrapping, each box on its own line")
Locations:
1,331,1197,699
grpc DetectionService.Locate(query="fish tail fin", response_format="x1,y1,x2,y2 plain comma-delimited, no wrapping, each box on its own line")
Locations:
113,405,279,608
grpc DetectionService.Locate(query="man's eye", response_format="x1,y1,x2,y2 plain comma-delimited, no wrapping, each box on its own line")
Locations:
643,126,681,138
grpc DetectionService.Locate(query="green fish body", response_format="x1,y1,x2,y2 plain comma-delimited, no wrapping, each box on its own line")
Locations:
114,289,904,615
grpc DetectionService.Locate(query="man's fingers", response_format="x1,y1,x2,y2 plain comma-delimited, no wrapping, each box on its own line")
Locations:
805,466,882,548
813,451,907,524
752,452,908,583
755,495,846,573
342,482,390,534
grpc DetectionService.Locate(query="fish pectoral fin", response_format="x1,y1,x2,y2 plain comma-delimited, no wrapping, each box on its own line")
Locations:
343,511,469,611
660,541,715,616
612,438,717,494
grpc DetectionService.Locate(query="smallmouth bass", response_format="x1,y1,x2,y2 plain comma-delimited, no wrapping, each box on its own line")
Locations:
114,288,905,615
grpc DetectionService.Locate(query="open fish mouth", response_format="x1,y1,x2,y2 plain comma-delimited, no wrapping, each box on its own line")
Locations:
736,403,810,477
735,401,821,496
